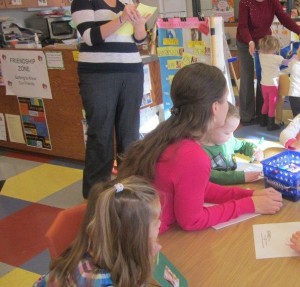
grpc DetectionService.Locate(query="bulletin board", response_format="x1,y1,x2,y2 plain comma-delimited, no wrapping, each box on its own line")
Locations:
156,16,234,119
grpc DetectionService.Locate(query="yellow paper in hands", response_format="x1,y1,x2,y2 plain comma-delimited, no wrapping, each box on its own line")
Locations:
116,3,157,36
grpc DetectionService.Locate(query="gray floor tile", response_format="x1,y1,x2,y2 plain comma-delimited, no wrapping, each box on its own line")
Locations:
38,180,84,208
0,156,42,180
21,249,51,275
0,262,15,277
0,195,31,220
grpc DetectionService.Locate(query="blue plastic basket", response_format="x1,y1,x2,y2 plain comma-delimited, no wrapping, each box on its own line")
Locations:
261,150,300,201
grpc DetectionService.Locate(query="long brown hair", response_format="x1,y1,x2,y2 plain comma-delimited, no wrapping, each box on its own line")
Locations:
118,62,227,180
48,176,160,287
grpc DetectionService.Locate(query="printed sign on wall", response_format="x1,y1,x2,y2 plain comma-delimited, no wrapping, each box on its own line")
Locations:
0,50,52,99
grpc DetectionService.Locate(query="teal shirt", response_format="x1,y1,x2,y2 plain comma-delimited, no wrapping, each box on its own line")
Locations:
202,137,256,185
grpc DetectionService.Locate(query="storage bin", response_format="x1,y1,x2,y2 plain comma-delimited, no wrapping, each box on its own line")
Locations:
261,150,300,201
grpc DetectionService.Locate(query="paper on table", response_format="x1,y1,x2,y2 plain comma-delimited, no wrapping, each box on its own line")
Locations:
253,222,300,259
212,213,260,230
204,203,260,230
236,162,264,182
116,3,157,36
236,162,262,172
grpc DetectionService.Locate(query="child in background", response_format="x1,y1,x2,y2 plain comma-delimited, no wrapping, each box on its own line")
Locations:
288,47,300,117
33,176,161,287
279,113,300,150
289,231,300,252
259,35,286,131
118,63,283,234
202,102,263,185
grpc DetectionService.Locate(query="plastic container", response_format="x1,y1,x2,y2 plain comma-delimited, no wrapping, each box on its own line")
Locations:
261,150,300,201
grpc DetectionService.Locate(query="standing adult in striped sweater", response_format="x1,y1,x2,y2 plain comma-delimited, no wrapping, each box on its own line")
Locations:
71,0,149,199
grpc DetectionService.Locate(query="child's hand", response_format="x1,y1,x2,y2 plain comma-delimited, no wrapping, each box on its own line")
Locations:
289,140,300,150
252,188,283,214
252,149,264,162
244,171,262,182
289,231,300,252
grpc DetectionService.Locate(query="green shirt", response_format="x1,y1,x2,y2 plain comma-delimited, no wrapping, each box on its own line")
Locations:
202,137,256,185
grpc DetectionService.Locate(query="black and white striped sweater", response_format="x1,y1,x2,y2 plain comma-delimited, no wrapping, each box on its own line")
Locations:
71,0,143,73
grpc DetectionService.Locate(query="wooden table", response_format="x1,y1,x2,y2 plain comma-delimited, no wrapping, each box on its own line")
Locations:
158,180,300,287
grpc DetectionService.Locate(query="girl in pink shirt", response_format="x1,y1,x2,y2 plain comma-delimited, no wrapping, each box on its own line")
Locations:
118,63,283,233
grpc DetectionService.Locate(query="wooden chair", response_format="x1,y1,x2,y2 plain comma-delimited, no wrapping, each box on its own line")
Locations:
45,203,87,260
276,74,290,124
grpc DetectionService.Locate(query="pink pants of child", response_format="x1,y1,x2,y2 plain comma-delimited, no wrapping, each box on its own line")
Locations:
261,85,278,117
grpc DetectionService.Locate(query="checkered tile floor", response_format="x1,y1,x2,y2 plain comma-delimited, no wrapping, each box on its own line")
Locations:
0,119,287,287
0,149,85,287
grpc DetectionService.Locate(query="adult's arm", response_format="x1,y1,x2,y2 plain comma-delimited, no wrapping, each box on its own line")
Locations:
237,1,253,44
131,9,148,42
71,0,136,45
172,148,254,231
274,0,300,35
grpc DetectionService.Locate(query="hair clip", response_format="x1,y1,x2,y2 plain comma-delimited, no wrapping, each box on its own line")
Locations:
114,183,124,193
170,107,180,116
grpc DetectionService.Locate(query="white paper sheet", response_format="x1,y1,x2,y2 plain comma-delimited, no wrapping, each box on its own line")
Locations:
204,203,260,230
253,222,300,259
236,162,262,172
212,213,260,230
236,162,264,181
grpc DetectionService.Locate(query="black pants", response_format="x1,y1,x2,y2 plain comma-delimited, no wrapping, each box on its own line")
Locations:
79,71,144,198
237,40,263,121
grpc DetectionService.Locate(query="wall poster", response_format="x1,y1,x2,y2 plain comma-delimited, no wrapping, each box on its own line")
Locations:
18,97,52,149
157,16,234,119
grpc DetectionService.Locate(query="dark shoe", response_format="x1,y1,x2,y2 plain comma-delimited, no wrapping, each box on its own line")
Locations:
240,118,259,126
260,114,268,127
267,117,280,131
